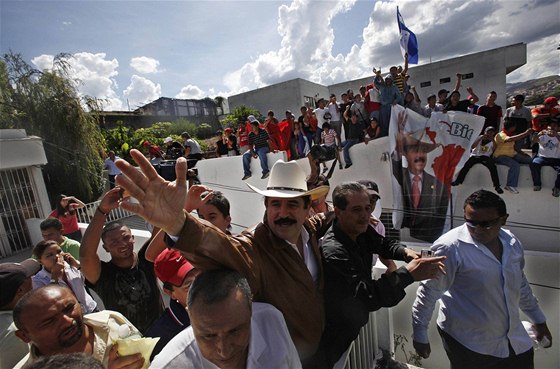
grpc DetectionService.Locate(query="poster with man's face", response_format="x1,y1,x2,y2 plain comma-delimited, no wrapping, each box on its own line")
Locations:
389,105,484,242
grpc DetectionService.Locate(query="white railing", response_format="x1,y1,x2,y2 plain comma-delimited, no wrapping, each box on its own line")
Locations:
338,311,382,369
76,200,136,224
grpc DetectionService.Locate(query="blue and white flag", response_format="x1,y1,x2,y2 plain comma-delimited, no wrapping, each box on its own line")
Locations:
397,6,418,64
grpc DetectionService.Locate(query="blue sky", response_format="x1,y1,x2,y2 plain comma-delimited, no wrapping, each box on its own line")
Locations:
2,0,558,111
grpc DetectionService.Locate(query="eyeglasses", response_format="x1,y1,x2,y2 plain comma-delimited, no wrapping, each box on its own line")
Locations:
464,216,503,229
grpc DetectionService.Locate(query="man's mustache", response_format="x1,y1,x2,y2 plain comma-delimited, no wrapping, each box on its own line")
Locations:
274,217,297,226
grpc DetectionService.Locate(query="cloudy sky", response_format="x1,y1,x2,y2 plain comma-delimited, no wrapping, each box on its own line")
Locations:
1,0,558,111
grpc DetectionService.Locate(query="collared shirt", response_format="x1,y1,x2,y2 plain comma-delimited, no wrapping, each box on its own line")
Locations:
286,226,320,287
248,128,270,149
104,156,122,176
150,302,302,369
32,263,97,313
412,224,546,358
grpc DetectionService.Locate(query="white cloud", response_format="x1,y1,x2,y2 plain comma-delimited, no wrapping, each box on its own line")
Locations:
32,52,123,111
123,75,161,109
31,55,54,70
223,0,559,95
130,56,161,74
175,84,205,99
507,34,560,83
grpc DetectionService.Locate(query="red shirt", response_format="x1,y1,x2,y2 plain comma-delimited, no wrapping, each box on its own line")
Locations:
531,106,559,131
49,209,79,234
238,126,249,147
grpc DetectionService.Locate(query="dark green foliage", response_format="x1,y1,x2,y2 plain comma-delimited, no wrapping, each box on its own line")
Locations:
220,105,261,131
0,52,105,204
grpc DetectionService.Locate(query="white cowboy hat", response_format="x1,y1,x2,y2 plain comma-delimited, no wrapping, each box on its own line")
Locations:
402,128,439,153
245,160,329,200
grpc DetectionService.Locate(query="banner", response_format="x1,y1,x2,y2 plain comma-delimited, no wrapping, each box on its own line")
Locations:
389,105,484,242
397,6,418,64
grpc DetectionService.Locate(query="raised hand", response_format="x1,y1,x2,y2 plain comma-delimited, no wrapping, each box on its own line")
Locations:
98,186,123,214
185,184,215,213
116,149,188,236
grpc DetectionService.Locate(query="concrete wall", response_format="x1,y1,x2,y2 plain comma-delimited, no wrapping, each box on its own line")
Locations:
228,78,330,117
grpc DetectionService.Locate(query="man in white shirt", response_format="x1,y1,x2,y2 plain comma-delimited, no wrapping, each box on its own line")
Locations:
150,268,301,369
327,94,342,143
412,190,552,369
313,98,328,145
103,151,122,189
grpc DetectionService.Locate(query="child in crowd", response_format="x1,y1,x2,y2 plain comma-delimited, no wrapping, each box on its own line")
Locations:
32,240,97,313
365,118,381,142
320,122,342,171
452,126,503,194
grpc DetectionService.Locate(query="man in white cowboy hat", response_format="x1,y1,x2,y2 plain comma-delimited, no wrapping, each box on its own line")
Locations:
113,150,330,363
393,128,449,243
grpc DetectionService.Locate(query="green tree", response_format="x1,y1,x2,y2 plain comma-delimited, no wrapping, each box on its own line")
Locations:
220,105,260,131
196,123,214,139
0,52,105,204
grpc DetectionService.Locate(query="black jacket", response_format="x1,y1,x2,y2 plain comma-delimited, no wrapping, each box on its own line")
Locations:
314,222,414,368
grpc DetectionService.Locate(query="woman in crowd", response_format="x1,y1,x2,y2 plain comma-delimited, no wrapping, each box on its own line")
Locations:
49,194,85,241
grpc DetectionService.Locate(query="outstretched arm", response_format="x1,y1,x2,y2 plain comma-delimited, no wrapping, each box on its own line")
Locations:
453,73,462,92
115,149,188,236
466,87,478,104
402,53,409,76
80,187,122,285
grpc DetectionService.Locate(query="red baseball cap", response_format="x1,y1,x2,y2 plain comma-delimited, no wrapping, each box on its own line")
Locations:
154,249,195,287
544,97,558,106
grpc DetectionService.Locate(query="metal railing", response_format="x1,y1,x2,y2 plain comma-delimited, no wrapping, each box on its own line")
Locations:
76,200,136,224
338,311,381,369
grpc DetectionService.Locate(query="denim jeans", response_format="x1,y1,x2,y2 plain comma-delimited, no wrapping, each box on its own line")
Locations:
530,156,560,188
494,154,532,187
342,139,359,165
243,147,269,176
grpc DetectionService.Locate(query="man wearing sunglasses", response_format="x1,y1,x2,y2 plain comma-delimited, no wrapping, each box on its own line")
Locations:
411,190,552,369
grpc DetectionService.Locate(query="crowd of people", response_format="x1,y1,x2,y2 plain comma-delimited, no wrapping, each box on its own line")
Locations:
207,53,559,195
0,54,557,369
1,143,553,369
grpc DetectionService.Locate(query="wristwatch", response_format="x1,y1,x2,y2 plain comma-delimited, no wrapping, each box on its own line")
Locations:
50,278,58,284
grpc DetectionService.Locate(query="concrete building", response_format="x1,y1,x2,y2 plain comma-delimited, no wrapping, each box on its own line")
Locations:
0,129,50,258
229,43,527,116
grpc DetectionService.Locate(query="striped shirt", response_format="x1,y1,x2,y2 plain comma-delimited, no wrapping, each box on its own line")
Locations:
321,129,338,147
248,128,270,149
